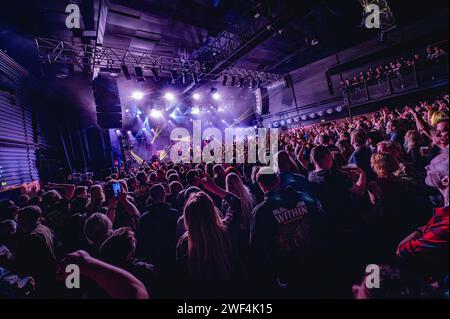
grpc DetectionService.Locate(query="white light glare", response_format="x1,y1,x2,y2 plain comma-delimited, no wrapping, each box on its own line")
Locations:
132,91,144,100
191,107,200,115
212,92,221,101
164,92,175,101
150,109,163,118
192,93,201,100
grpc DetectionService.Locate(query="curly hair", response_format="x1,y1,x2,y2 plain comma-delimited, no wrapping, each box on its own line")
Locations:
370,152,399,178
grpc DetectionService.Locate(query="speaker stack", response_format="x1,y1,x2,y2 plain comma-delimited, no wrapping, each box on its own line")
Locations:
92,75,123,128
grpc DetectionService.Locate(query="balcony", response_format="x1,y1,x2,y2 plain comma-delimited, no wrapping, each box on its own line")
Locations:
343,59,448,106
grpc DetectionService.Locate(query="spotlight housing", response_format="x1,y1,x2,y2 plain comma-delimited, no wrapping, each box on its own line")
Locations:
231,76,237,87
134,67,145,82
222,75,228,86
170,70,178,84
121,65,131,80
151,68,159,82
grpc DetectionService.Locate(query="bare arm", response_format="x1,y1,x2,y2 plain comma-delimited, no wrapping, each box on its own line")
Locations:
48,182,75,201
117,185,140,219
413,111,431,138
349,168,366,197
367,180,382,205
295,142,309,170
107,197,118,224
58,251,149,299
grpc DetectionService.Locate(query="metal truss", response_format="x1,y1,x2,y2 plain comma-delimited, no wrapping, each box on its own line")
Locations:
181,5,294,94
35,37,280,82
35,37,201,73
194,15,270,67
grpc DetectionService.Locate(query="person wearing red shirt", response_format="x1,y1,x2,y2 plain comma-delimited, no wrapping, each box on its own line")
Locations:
397,147,449,280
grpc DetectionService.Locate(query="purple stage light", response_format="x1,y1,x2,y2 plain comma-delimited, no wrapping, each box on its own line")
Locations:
132,91,144,100
164,92,175,101
150,109,163,118
212,92,221,101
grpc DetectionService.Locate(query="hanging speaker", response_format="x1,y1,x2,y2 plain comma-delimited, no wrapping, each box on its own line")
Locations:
92,75,123,128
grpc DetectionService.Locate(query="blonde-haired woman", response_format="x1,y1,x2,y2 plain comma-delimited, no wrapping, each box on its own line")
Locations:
176,191,241,298
86,184,106,215
225,173,254,231
404,130,426,173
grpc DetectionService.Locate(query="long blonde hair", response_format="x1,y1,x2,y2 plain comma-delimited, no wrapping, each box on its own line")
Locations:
181,192,233,281
404,130,423,153
87,185,105,213
225,173,254,229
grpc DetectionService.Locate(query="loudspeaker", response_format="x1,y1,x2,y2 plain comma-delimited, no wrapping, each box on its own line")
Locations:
255,88,270,115
97,113,122,129
92,75,123,128
92,76,122,113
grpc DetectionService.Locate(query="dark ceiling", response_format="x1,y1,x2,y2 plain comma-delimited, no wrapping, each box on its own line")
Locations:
1,0,449,80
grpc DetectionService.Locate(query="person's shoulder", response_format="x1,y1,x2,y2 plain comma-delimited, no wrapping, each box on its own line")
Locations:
59,198,70,208
139,211,151,222
307,170,317,180
169,208,181,218
252,200,268,216
292,172,308,181
331,168,350,180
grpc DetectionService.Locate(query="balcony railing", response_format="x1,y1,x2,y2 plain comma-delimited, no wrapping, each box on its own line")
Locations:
342,59,448,106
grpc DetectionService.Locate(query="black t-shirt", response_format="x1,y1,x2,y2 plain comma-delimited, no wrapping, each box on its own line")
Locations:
136,203,180,272
427,144,442,164
69,197,88,215
348,146,376,181
250,187,328,292
308,169,354,226
134,182,151,212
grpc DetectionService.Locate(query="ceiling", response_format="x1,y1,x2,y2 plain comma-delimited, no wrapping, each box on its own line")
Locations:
1,0,449,82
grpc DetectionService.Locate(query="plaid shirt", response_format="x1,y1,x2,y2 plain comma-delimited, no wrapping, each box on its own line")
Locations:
398,206,449,257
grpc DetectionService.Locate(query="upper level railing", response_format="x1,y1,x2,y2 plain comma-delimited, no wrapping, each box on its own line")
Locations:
342,59,448,106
